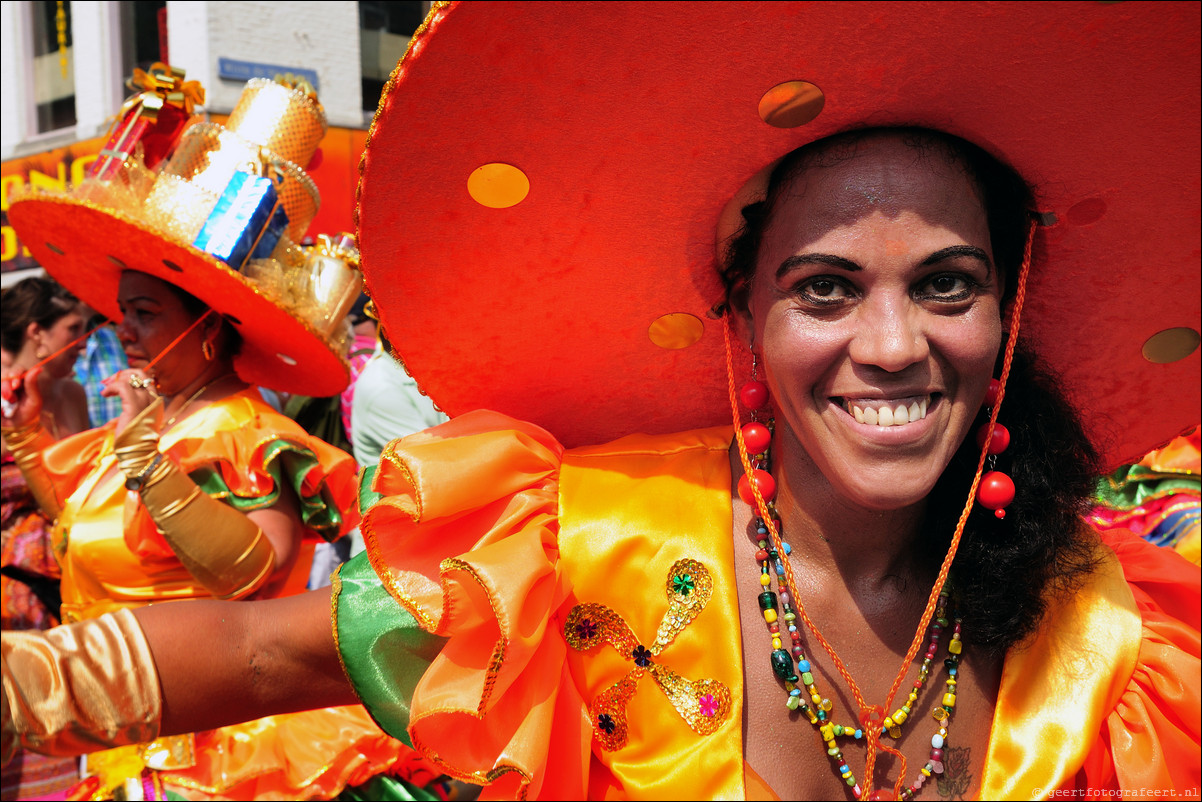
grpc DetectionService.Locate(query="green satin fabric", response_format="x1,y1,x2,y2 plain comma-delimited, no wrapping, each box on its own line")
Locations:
336,774,444,801
333,553,447,747
1095,464,1200,511
193,439,347,541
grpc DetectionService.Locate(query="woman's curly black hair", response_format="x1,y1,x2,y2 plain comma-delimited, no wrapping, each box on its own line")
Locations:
721,127,1103,654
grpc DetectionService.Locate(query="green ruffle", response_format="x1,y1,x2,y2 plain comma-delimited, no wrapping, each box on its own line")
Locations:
360,463,384,514
332,552,445,747
191,439,346,541
335,774,446,801
1095,464,1201,511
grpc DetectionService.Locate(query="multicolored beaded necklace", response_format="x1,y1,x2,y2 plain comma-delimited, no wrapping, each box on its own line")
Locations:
721,218,1035,800
741,415,965,800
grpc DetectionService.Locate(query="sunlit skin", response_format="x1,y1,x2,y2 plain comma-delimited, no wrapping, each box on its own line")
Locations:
32,309,87,380
736,137,1004,520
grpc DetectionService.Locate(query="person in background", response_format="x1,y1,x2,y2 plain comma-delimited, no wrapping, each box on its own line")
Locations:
72,308,128,428
306,293,380,587
1,75,437,800
0,277,90,801
351,325,447,469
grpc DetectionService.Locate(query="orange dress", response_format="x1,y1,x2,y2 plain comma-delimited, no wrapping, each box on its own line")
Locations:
42,389,421,800
335,410,1201,800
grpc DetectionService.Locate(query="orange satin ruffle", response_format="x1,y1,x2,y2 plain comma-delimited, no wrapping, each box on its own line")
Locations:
981,526,1201,799
159,705,414,801
1076,529,1201,794
360,410,579,799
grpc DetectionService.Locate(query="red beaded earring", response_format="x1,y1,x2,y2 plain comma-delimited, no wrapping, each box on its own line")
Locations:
737,354,776,505
975,378,1015,519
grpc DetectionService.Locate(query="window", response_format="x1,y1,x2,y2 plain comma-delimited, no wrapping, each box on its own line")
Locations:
119,0,167,80
360,1,426,112
30,0,76,133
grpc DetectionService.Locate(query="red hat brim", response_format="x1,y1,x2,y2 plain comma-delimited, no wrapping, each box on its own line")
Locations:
357,1,1200,466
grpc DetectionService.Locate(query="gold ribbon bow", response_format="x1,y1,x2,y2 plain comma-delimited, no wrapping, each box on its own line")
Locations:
125,61,205,122
564,559,732,751
311,233,360,270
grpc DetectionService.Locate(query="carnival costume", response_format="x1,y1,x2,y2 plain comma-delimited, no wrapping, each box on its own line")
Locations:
334,411,1200,798
6,3,1202,800
3,71,432,799
338,3,1200,798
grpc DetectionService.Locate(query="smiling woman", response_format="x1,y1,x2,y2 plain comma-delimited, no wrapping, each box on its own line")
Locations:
2,4,1200,802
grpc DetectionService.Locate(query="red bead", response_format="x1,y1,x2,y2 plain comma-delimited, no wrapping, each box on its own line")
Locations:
769,623,780,633
791,645,804,657
738,469,776,504
741,422,772,455
983,378,1001,409
975,422,1010,455
739,380,769,410
869,790,895,801
977,470,1015,514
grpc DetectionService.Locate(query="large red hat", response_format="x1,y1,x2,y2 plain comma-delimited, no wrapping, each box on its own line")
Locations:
357,1,1200,466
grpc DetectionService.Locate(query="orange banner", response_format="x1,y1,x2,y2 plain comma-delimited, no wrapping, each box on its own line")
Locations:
1,120,368,273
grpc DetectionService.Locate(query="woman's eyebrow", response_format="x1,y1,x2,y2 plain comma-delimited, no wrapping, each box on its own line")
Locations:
922,245,994,276
776,253,861,279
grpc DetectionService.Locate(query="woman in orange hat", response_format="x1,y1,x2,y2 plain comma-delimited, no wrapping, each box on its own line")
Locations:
4,3,1200,800
0,76,434,800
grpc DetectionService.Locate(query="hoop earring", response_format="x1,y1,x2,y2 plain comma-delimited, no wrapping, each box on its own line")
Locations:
201,339,215,361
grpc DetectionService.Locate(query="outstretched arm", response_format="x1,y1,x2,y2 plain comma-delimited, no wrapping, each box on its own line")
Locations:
136,587,358,738
3,588,357,761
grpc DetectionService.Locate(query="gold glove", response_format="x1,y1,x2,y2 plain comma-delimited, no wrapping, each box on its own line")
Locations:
113,399,275,600
2,609,161,764
2,420,63,520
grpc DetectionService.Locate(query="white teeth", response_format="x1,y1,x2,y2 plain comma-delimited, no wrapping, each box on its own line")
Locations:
846,396,932,427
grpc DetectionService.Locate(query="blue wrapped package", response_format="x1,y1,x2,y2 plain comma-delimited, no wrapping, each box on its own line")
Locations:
193,170,290,269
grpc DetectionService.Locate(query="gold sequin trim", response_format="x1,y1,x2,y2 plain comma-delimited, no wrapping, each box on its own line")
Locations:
563,558,732,751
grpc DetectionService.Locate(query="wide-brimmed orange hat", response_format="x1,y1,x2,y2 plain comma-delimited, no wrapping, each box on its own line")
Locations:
9,77,354,397
356,1,1199,466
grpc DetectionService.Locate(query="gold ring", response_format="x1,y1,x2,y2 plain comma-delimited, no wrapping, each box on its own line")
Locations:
128,374,151,390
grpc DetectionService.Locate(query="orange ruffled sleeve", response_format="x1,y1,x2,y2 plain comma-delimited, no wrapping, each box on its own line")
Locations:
357,410,591,800
1077,528,1201,793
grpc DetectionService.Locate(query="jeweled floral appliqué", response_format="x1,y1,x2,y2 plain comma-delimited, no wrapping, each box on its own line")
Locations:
563,558,733,751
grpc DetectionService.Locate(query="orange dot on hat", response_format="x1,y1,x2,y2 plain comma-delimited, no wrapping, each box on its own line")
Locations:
648,313,705,349
757,80,825,128
467,163,530,208
1142,327,1201,364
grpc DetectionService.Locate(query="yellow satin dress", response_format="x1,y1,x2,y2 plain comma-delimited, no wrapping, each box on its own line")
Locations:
339,410,1201,800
